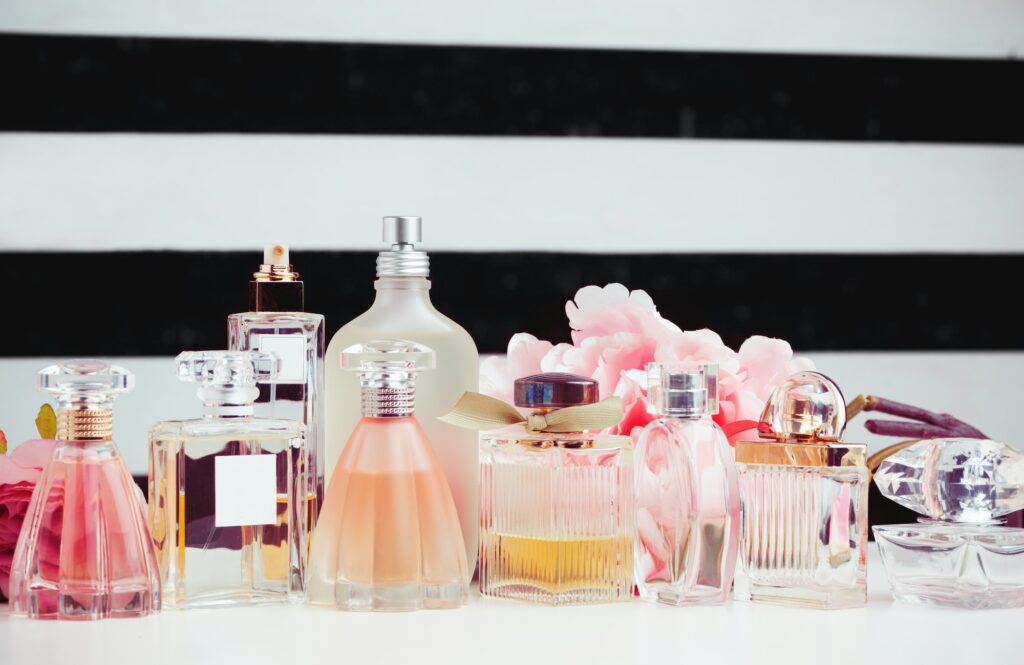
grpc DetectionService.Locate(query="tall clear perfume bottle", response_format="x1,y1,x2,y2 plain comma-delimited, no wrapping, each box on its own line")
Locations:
325,217,479,570
733,371,868,609
635,362,740,606
228,244,324,521
148,351,308,609
9,360,160,620
874,438,1024,609
473,373,633,605
308,340,468,611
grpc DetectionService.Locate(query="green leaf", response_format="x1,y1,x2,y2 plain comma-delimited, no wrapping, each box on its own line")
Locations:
35,404,56,439
0,430,7,455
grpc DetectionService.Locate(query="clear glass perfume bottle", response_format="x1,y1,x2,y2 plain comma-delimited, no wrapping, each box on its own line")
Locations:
9,360,160,620
874,437,1024,609
228,244,324,523
733,371,868,609
148,351,308,609
635,362,739,606
325,217,479,571
308,339,468,611
477,373,634,605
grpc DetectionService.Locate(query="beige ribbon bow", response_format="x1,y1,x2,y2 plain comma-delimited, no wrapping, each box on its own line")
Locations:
439,391,624,432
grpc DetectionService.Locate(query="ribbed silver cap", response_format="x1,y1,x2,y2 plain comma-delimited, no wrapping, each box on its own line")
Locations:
376,216,430,277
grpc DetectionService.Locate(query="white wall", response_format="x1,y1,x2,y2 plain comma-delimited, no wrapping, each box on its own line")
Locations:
1,352,1018,474
2,134,1022,253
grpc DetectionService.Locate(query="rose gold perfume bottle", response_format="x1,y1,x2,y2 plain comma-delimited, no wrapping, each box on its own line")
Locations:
307,339,468,611
733,371,868,609
9,360,160,620
444,373,634,605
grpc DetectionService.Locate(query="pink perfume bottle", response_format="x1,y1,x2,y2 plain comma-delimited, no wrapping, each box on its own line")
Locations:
307,339,468,611
635,362,740,605
8,360,160,620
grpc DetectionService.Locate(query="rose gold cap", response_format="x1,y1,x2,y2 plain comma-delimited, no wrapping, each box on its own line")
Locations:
514,372,598,408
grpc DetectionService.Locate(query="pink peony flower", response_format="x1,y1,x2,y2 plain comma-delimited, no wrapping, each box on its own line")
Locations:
479,283,813,444
0,439,56,601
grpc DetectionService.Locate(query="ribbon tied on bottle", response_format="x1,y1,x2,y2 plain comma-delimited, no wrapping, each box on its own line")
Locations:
439,391,624,432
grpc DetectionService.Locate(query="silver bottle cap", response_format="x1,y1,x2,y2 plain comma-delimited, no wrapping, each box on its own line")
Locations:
376,216,430,277
646,362,719,418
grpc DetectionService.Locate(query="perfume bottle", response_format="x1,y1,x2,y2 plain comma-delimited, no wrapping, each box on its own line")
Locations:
325,217,479,570
635,362,740,606
8,360,160,620
228,244,324,519
308,339,468,611
445,373,633,605
733,371,868,609
148,351,308,609
874,438,1024,609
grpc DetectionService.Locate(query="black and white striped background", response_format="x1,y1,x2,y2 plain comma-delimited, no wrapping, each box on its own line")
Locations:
1,1,1022,526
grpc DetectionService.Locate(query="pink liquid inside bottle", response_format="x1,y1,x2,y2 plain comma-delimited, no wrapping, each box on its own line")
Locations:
307,340,468,611
8,360,161,620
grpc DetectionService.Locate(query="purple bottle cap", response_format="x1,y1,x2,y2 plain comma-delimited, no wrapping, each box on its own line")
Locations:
513,373,598,408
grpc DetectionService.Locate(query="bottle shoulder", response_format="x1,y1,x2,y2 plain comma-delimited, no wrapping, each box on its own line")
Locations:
150,417,304,441
229,311,325,326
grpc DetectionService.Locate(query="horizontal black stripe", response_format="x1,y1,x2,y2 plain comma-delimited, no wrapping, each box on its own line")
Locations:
1,251,1018,355
1,34,1022,143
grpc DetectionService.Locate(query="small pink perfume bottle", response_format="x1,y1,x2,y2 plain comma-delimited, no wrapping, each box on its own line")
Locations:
8,360,161,620
307,339,468,611
635,362,740,605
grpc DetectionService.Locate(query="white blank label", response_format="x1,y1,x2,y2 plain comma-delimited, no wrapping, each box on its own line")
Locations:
256,334,307,383
214,454,277,528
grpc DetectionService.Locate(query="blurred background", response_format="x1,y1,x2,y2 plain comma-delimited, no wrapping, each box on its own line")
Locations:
1,0,1022,526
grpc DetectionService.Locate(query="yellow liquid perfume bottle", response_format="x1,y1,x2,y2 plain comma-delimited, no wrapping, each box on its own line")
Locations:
148,351,308,609
448,373,634,605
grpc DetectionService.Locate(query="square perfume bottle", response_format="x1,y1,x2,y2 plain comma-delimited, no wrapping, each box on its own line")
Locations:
734,372,868,609
874,437,1024,609
228,244,325,521
446,373,634,605
148,351,308,609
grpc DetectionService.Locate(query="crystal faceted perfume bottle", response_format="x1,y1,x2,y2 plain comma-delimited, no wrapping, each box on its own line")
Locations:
462,373,634,605
873,438,1024,609
733,371,868,609
148,351,308,609
635,362,740,606
325,217,479,570
228,244,324,519
9,360,160,620
308,339,468,611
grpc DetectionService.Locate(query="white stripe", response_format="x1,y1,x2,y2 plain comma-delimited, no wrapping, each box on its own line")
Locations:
1,133,1021,254
1,0,1022,59
0,353,1017,473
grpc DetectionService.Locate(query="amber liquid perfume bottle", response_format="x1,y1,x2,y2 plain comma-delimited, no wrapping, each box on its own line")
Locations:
447,373,633,605
734,372,868,609
148,351,308,609
228,244,324,522
308,340,468,611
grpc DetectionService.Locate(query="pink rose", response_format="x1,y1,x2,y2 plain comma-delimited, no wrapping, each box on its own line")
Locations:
0,439,56,601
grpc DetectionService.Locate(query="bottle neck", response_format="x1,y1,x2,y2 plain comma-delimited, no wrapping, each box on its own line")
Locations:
371,276,433,307
202,403,254,419
57,406,113,441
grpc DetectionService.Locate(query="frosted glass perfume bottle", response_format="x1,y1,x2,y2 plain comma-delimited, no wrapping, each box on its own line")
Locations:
325,217,479,569
635,362,739,606
148,351,308,609
874,438,1024,609
228,244,324,519
734,371,868,609
476,373,634,605
9,360,160,620
308,339,468,611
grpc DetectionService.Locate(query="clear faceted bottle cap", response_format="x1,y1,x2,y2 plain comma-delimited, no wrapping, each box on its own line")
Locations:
38,359,134,406
759,371,846,441
646,361,719,417
875,438,1024,523
341,339,435,374
176,350,279,387
514,373,597,408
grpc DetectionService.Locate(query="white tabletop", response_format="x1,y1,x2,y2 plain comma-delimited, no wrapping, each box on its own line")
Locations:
2,545,1020,665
